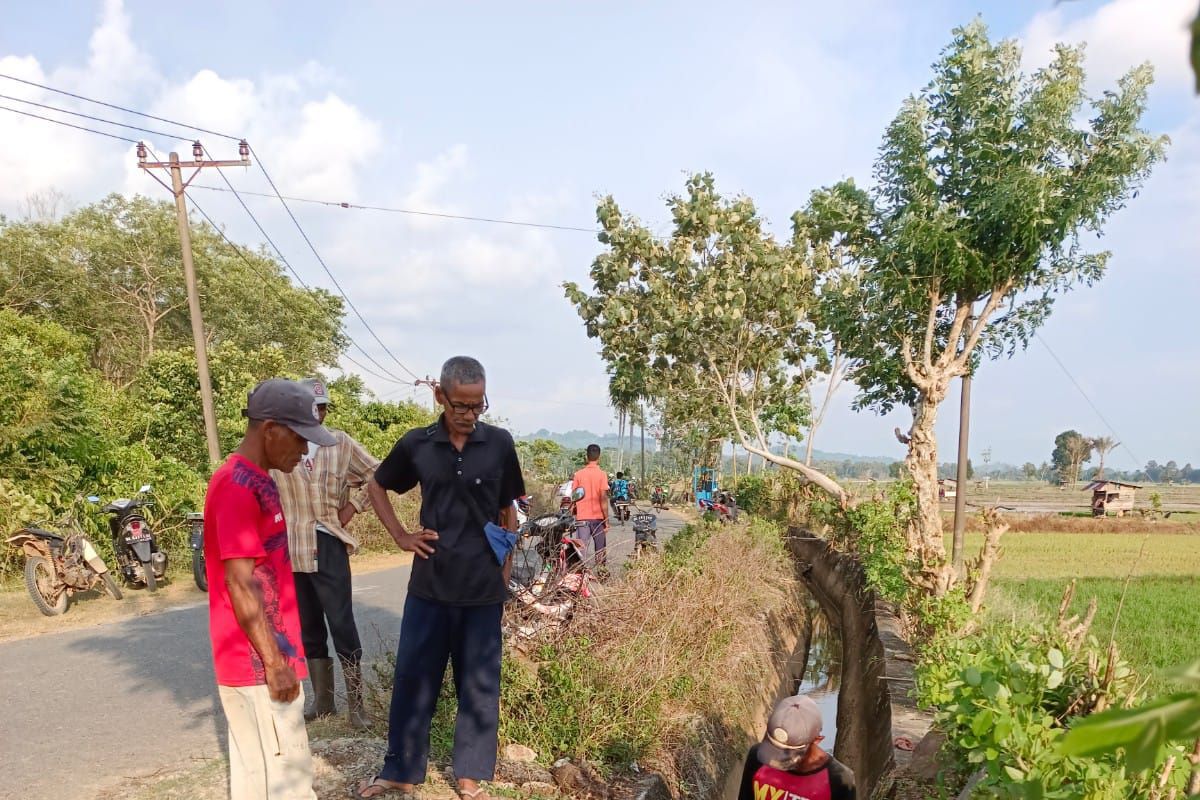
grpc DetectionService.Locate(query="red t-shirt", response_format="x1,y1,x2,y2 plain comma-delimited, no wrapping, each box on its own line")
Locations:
204,454,307,687
571,462,609,521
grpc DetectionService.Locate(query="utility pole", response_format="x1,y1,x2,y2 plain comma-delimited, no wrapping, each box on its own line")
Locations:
138,140,251,465
951,308,975,576
415,376,440,410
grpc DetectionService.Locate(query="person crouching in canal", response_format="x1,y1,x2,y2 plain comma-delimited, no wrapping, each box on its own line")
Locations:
737,694,856,800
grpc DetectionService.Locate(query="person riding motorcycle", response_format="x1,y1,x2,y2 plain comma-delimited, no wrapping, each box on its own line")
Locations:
609,472,630,513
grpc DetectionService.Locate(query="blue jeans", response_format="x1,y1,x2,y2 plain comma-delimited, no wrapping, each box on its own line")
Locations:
380,594,503,783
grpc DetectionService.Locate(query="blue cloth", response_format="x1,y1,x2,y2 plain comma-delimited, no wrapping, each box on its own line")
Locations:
484,521,517,566
380,594,503,783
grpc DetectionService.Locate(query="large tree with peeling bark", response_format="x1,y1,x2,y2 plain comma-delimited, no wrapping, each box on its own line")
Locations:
565,173,848,503
799,21,1165,593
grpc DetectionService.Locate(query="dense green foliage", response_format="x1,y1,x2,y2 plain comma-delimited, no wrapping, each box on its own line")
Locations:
0,196,433,580
917,621,1194,797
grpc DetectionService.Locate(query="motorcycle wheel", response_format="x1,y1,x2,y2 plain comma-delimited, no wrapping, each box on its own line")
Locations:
143,561,157,593
99,572,123,600
24,556,69,616
192,551,208,592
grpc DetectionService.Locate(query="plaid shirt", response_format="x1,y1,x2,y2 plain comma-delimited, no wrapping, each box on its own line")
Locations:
271,428,380,573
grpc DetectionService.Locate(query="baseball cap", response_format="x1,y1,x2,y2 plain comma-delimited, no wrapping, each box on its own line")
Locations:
243,378,337,446
757,695,823,764
302,377,330,406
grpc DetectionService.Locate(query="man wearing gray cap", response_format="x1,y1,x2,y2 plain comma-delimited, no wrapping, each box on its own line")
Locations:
203,378,336,800
272,378,379,729
737,694,856,800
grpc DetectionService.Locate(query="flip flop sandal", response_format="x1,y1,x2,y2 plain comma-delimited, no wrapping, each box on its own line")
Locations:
352,777,417,799
459,788,491,800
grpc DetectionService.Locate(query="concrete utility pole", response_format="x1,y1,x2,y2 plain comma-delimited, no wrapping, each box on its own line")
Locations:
951,308,975,575
639,404,646,487
139,140,251,466
415,376,440,410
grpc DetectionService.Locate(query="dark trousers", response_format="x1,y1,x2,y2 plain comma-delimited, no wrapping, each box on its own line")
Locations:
293,529,363,662
380,594,503,784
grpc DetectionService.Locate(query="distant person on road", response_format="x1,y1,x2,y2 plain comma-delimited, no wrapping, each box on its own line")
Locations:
610,471,630,506
572,444,611,568
737,694,856,800
204,378,337,800
271,378,379,730
356,356,525,800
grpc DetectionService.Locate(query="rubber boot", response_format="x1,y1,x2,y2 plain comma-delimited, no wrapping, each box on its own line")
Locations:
341,656,370,730
304,657,336,721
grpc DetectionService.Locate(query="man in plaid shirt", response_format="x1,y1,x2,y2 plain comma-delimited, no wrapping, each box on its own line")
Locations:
271,378,379,729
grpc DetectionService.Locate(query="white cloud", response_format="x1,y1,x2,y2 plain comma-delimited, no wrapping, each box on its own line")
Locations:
1022,0,1195,89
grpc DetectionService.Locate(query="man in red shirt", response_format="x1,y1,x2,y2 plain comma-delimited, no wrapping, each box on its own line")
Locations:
737,694,856,800
571,444,611,568
204,378,336,800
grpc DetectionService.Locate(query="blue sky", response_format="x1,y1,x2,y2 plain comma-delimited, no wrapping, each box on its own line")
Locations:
1,0,1196,471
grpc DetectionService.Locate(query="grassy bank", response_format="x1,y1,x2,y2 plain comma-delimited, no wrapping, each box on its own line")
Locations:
366,517,803,795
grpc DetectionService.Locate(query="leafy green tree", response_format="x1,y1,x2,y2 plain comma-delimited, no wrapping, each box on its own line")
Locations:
1022,462,1038,481
0,194,345,384
565,174,846,502
799,22,1165,592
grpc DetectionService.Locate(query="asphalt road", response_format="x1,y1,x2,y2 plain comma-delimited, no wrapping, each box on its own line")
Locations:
0,508,684,800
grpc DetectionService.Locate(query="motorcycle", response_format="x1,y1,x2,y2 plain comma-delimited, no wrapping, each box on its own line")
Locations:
6,502,122,616
631,505,659,558
698,496,735,524
189,512,207,592
651,484,669,510
612,495,632,525
98,485,167,592
506,487,591,640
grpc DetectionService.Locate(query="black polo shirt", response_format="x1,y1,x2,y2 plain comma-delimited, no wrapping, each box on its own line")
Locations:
374,417,526,606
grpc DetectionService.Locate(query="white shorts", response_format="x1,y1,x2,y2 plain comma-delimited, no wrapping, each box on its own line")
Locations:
218,684,317,800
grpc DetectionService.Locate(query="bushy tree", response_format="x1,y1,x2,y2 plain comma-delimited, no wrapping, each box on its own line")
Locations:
800,22,1165,592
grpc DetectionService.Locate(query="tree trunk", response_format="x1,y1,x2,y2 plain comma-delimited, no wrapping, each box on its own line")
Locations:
905,394,954,594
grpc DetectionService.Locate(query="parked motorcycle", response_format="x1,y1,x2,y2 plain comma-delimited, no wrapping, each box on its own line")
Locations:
189,512,206,592
97,485,167,592
698,496,735,523
631,505,659,558
6,504,122,616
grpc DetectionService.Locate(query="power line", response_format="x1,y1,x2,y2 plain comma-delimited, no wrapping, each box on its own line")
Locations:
246,144,423,381
152,148,413,387
0,103,139,143
0,71,242,142
189,184,600,234
0,92,192,141
1035,333,1141,467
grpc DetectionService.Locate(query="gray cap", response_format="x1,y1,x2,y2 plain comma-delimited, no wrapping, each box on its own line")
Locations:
757,695,823,764
244,379,337,446
302,377,330,406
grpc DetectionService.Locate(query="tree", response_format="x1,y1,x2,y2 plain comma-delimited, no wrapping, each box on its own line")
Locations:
801,22,1165,592
1090,436,1119,479
0,194,346,384
1022,462,1038,480
565,174,845,502
1063,434,1093,488
1162,460,1180,484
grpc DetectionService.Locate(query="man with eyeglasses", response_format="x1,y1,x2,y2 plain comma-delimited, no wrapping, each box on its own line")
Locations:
357,356,525,800
737,694,856,800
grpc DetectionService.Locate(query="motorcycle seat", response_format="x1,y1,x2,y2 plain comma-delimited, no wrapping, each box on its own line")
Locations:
23,527,63,540
102,499,131,513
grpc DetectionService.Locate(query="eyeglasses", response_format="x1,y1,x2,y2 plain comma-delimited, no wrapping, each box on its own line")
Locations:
447,395,489,416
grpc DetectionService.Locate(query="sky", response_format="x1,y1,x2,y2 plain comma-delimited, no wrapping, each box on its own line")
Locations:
0,0,1196,471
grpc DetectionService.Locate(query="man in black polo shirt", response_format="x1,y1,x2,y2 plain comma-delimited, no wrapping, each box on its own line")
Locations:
356,356,525,800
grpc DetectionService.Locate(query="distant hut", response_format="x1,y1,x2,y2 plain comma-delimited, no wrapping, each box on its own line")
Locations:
1085,480,1141,517
938,478,957,501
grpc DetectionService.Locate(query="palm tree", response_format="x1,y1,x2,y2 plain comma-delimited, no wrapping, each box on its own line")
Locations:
1091,436,1120,479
